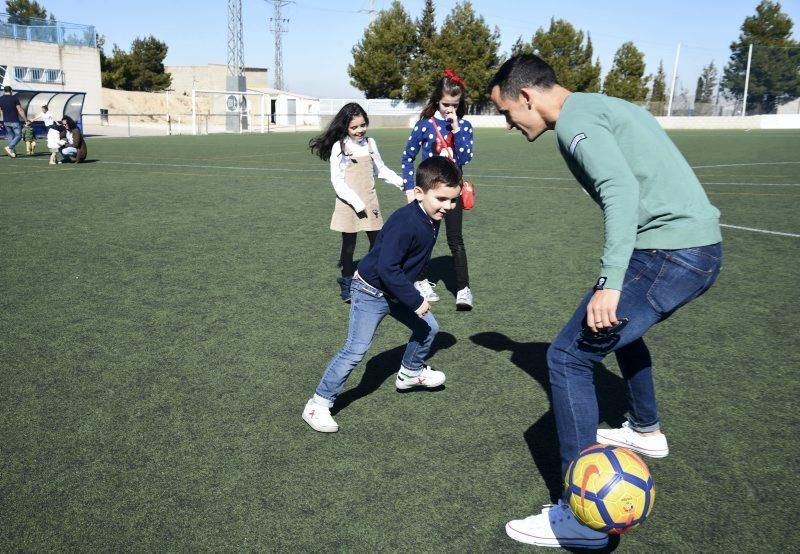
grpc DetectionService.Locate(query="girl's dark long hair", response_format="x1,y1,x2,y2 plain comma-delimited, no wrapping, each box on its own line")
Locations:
419,73,466,120
309,102,369,161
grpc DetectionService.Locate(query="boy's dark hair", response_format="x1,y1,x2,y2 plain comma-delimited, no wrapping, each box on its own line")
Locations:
415,157,461,192
309,102,369,162
487,54,559,99
420,72,466,120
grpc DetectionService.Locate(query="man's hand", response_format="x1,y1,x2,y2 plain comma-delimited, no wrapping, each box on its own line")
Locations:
415,299,430,318
586,288,621,332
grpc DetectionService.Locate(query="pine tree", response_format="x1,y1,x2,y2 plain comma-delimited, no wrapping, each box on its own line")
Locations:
648,60,667,116
722,0,800,114
5,0,47,24
349,1,416,99
428,2,500,110
603,42,650,101
101,36,172,92
404,0,439,103
695,61,718,107
531,19,601,92
510,36,533,57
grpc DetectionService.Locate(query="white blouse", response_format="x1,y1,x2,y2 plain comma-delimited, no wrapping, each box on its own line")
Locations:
329,136,403,213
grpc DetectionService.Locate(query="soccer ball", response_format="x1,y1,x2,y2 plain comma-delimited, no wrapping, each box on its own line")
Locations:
564,444,655,534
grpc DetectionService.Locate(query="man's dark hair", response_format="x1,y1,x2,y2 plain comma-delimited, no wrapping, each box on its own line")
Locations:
487,54,559,98
416,157,461,192
3,86,12,93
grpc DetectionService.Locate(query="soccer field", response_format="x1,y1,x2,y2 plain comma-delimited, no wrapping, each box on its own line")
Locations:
2,128,799,551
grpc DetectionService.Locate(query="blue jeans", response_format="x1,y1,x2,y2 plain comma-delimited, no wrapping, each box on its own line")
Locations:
547,244,722,475
4,122,21,151
315,277,439,406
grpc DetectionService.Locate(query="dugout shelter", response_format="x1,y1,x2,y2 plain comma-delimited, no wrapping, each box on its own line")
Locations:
0,90,86,138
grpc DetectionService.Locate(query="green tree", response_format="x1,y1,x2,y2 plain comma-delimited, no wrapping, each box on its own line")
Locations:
404,0,440,102
428,1,500,110
722,0,800,114
510,36,533,57
5,0,47,24
695,61,718,105
603,41,650,101
101,36,171,92
529,19,601,92
648,60,667,116
349,0,415,99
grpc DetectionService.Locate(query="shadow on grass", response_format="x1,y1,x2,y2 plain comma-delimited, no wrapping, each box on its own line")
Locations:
331,331,456,415
470,332,628,504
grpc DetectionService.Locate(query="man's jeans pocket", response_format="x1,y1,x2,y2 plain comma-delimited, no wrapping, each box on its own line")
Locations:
647,244,722,314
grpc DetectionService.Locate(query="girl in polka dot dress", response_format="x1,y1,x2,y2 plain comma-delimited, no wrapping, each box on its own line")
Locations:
400,68,475,310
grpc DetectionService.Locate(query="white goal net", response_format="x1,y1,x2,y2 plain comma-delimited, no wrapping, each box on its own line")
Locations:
191,89,270,135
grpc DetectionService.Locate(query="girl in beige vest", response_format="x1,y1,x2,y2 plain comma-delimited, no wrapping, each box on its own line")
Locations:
309,103,404,302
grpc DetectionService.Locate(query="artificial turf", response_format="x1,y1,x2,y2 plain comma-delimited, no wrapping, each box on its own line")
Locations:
1,128,799,551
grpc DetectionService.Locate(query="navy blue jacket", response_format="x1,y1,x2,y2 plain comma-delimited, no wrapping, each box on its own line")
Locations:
357,201,438,311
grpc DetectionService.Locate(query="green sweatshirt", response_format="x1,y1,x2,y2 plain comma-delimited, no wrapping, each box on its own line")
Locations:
21,125,35,141
555,93,721,290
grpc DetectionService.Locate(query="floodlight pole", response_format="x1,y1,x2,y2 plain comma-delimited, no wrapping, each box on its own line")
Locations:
666,42,681,117
741,43,753,117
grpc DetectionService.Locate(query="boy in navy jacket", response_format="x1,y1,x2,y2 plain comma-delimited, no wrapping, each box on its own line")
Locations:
303,157,462,433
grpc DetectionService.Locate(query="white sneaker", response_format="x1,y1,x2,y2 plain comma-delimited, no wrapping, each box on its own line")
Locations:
395,365,445,390
455,286,473,311
414,279,440,302
302,399,338,433
505,501,609,549
596,421,669,458
5,146,16,158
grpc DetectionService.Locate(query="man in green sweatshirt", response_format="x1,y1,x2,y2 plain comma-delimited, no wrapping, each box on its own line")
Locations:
488,54,722,549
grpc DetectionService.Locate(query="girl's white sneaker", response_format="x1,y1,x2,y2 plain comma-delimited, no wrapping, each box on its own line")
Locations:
302,399,338,432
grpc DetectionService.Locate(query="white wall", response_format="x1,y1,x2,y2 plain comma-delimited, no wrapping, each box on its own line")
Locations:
467,114,800,130
0,37,102,115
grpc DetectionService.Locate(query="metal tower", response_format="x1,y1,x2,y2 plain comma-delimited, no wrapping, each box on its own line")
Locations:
267,0,293,91
227,0,244,77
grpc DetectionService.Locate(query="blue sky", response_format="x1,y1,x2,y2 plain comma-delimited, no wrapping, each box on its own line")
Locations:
25,0,800,98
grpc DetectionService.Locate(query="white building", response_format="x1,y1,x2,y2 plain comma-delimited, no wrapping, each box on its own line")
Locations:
0,13,101,116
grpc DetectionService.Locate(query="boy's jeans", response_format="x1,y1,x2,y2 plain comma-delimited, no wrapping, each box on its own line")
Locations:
547,244,722,475
4,122,21,150
315,277,439,406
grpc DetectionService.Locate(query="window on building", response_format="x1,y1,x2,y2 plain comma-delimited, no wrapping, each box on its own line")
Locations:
15,66,28,80
45,69,63,83
29,68,43,81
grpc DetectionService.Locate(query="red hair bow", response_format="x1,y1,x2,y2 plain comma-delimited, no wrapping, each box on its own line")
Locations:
443,68,465,89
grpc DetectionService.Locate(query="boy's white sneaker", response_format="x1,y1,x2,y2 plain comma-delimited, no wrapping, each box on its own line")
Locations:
455,286,473,310
395,365,445,390
505,501,609,549
414,279,440,302
596,421,669,458
302,399,338,433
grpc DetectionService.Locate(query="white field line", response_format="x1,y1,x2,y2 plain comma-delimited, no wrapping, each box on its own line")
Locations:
720,224,800,238
691,161,800,169
90,161,800,186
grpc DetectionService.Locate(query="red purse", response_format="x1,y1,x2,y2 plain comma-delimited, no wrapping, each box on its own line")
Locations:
430,118,475,210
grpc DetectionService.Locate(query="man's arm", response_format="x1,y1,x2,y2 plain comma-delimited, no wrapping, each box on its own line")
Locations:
568,122,640,330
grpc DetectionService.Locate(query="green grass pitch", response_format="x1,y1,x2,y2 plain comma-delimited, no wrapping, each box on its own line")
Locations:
1,128,799,551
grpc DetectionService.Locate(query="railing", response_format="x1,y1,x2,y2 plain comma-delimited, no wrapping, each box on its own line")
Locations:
0,12,96,47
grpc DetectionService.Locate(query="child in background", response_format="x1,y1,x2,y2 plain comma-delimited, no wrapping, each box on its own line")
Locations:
21,121,36,155
32,104,55,127
309,103,405,303
46,122,64,165
303,157,462,433
401,68,476,310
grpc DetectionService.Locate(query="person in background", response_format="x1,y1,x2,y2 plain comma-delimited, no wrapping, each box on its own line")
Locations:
401,69,475,311
59,116,87,163
21,120,37,156
309,102,404,303
0,85,31,158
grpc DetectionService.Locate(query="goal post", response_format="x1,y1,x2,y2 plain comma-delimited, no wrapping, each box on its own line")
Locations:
191,88,269,135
